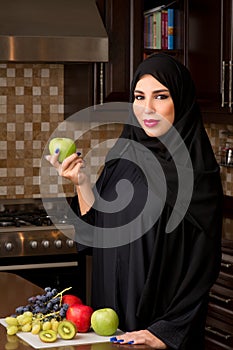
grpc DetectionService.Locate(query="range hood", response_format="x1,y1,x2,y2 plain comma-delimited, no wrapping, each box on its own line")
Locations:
0,0,108,62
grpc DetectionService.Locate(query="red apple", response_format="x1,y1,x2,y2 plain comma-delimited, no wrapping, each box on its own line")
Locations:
66,304,93,333
62,294,83,307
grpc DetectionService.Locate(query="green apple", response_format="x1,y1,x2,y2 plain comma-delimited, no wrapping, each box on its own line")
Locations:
91,308,119,336
49,138,76,163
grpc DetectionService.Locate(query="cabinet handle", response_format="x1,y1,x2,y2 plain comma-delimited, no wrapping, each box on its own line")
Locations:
221,261,233,268
221,60,226,107
100,62,104,105
209,291,232,304
205,326,233,340
229,60,232,110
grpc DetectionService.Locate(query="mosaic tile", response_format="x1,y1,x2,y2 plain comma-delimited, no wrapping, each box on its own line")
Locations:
0,63,232,199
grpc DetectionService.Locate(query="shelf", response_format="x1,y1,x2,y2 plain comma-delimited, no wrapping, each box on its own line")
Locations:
144,48,182,55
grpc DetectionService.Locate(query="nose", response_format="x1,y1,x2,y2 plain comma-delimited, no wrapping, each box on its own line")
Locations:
144,98,155,114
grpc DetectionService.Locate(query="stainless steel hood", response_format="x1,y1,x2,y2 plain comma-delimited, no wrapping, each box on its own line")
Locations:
0,0,108,62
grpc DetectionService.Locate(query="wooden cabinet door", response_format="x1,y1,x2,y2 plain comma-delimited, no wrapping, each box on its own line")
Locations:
188,0,233,123
96,0,143,103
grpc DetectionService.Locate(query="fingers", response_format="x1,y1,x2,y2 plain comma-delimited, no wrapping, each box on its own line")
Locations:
45,150,84,171
61,153,84,172
45,150,86,185
44,151,60,170
111,330,167,348
111,332,136,345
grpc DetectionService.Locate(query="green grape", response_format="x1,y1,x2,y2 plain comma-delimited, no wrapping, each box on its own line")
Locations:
16,315,24,326
23,311,33,318
21,323,32,332
7,326,19,336
5,317,18,326
42,321,52,331
16,315,32,326
51,320,60,332
31,322,41,335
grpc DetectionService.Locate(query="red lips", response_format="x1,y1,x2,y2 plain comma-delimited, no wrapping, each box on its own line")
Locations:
143,119,160,127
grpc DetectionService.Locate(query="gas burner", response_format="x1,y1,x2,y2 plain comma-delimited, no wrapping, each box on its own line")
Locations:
0,220,15,227
0,217,29,227
0,212,55,227
18,214,53,226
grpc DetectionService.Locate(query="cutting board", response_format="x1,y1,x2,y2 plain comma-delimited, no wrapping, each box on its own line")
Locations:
0,318,123,349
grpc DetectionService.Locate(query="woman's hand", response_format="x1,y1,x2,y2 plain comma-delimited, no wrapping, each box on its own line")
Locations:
45,151,95,214
112,330,167,348
45,151,87,186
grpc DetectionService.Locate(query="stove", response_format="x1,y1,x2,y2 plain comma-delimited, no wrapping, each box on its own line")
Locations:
0,199,87,301
0,205,77,258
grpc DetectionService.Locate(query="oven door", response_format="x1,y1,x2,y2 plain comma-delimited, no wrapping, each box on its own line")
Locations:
0,254,87,303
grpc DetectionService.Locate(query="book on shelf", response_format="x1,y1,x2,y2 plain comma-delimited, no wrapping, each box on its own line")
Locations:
167,8,174,49
161,9,168,49
144,6,180,51
154,11,162,49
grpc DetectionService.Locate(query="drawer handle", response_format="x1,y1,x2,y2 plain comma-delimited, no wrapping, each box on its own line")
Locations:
221,261,232,268
205,326,233,340
209,292,232,304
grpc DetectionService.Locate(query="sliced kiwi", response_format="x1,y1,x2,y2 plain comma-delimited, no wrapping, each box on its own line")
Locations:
39,329,57,343
57,320,77,340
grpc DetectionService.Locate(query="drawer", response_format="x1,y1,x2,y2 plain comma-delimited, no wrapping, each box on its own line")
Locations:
205,315,233,349
205,336,233,350
207,302,233,326
209,284,233,311
217,272,233,290
221,253,233,275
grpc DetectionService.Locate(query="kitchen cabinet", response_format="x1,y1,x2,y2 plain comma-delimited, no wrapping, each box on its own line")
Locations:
188,0,233,124
96,0,143,102
143,0,185,64
64,0,144,118
205,196,233,350
142,0,233,124
64,0,233,122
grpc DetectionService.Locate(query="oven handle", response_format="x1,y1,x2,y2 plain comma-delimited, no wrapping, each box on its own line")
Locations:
0,261,78,271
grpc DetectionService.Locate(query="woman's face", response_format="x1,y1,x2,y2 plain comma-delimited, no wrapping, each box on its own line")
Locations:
133,74,175,137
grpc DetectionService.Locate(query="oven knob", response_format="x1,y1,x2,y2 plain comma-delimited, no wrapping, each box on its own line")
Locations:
42,240,50,248
66,239,74,248
54,239,62,249
30,240,38,249
5,242,13,251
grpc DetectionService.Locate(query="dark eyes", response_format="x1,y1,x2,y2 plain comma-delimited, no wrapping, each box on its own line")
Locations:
134,94,169,100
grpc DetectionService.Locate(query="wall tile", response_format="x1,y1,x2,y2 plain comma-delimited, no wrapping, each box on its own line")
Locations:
0,63,232,199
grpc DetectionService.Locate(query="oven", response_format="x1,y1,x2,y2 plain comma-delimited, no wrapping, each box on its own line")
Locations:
0,200,87,302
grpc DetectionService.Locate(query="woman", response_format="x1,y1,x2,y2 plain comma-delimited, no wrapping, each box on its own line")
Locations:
46,53,223,349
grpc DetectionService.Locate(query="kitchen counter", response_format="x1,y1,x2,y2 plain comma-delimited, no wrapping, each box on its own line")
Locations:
0,272,151,350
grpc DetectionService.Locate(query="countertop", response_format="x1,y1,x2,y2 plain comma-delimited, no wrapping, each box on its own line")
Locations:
0,272,151,350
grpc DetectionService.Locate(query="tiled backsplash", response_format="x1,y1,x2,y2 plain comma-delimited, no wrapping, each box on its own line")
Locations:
0,63,233,199
205,124,233,196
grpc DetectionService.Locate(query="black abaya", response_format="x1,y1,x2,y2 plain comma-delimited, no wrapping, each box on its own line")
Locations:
71,53,223,349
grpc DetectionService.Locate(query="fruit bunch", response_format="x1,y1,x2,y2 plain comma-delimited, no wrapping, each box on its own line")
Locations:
16,286,70,317
4,286,119,343
5,286,73,338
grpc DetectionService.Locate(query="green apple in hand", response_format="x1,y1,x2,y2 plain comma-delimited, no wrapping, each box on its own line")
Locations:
91,308,119,336
49,138,76,163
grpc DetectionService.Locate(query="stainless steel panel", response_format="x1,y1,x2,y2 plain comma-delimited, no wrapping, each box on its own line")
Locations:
0,0,108,62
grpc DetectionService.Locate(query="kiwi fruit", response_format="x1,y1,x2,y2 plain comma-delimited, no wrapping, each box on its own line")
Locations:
39,329,57,343
57,320,77,340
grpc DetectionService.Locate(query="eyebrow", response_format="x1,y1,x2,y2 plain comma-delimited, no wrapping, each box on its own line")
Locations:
134,89,169,94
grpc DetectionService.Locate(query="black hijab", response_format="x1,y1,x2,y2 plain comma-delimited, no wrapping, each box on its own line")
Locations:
109,52,223,237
